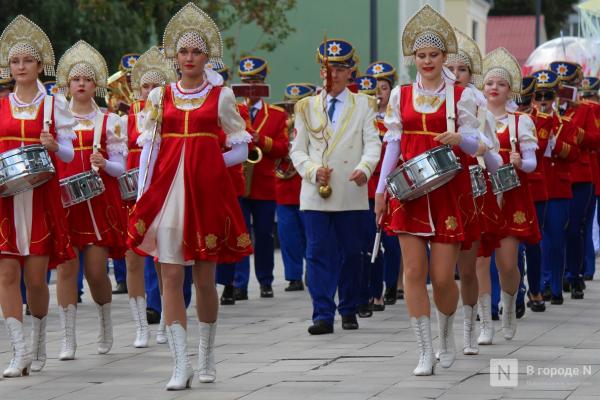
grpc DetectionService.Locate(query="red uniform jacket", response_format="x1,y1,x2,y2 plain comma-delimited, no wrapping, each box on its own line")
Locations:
564,102,599,183
368,118,388,199
239,101,288,200
527,108,551,202
544,113,580,199
581,100,600,195
275,113,300,206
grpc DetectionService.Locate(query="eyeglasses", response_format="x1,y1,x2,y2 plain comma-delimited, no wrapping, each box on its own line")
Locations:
534,91,556,101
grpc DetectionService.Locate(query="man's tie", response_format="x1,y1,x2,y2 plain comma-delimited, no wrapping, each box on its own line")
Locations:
250,107,258,123
327,97,338,123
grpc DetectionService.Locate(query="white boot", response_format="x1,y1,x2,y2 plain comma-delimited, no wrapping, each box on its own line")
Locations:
198,321,217,383
477,293,494,345
96,303,113,354
410,316,435,376
31,316,47,372
3,318,32,377
156,312,167,344
165,322,194,390
463,305,479,355
436,311,456,368
129,297,149,348
58,304,77,360
501,291,517,340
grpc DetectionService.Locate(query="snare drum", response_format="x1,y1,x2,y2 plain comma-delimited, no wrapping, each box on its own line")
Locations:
490,164,520,195
118,167,139,201
469,165,487,198
0,144,55,197
59,170,105,207
386,145,462,201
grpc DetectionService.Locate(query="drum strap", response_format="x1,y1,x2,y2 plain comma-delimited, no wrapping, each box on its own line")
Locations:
476,107,487,168
508,113,517,153
445,84,456,133
91,112,104,172
43,95,53,132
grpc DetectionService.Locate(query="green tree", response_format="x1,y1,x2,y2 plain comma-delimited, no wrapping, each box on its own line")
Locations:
489,0,580,38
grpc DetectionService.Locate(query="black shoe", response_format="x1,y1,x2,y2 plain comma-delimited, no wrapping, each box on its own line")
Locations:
584,275,593,281
530,300,546,312
285,280,304,292
542,287,552,301
571,281,584,299
260,285,274,298
234,287,248,301
383,287,397,305
341,314,359,330
516,302,525,319
308,320,334,335
146,308,160,324
492,312,499,321
582,280,587,290
372,301,385,312
220,285,236,305
551,295,564,305
112,281,127,294
357,303,373,318
563,281,571,293
396,289,404,300
25,304,31,316
77,293,82,304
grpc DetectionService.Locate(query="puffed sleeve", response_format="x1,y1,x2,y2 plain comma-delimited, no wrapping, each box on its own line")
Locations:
52,94,77,141
218,87,252,147
383,86,402,142
457,86,481,139
479,109,500,152
137,87,163,147
105,113,128,158
517,114,538,152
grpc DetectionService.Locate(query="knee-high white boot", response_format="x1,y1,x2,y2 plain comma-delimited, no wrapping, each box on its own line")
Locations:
129,297,149,348
165,322,194,390
156,311,167,344
58,304,77,360
31,316,47,372
198,321,217,383
410,316,435,376
477,293,494,345
501,291,517,340
3,318,32,377
463,305,479,355
436,311,456,368
96,303,113,354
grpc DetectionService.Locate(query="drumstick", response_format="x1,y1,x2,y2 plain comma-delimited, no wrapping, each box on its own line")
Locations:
92,144,100,172
371,192,387,264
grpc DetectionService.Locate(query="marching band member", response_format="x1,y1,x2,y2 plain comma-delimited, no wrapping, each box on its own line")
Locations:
127,3,252,390
532,69,580,305
234,56,288,300
365,61,403,307
0,15,76,376
54,40,128,360
374,5,483,374
444,27,503,354
481,47,539,343
291,38,381,334
123,46,178,347
275,83,315,292
550,61,599,299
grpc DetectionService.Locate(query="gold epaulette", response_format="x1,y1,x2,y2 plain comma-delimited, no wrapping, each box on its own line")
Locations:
268,104,286,113
294,96,310,115
560,115,572,122
536,111,550,118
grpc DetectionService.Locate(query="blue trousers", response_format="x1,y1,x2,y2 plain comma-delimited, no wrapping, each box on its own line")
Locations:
566,183,594,284
490,255,500,315
78,256,84,296
234,199,276,289
541,199,570,296
383,232,401,289
524,201,546,295
113,258,127,284
145,257,193,313
276,204,306,281
305,210,365,324
517,244,527,305
584,196,598,277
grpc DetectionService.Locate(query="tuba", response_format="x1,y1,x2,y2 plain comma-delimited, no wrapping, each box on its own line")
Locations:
274,112,298,180
106,70,135,115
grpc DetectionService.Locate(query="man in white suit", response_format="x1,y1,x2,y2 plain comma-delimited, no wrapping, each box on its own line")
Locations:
290,39,381,334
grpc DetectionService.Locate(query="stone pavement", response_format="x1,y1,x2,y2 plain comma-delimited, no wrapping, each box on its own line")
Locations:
1,253,600,399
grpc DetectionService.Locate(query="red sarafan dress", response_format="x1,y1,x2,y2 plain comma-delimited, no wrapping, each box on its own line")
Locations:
55,108,128,259
495,112,541,244
383,82,480,246
128,79,253,264
125,100,145,170
0,92,75,264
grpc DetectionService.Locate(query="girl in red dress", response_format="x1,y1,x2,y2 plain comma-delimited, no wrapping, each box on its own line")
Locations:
54,40,128,360
480,47,540,343
444,28,504,355
374,5,483,375
0,15,76,377
127,3,252,390
122,46,178,348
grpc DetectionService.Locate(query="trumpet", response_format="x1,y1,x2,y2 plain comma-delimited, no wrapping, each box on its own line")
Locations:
242,145,263,197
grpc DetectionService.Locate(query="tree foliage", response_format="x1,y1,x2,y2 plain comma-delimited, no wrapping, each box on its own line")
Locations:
0,0,296,72
489,0,580,38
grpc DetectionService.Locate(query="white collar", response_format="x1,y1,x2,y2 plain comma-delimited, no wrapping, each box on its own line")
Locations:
326,87,349,103
250,99,263,111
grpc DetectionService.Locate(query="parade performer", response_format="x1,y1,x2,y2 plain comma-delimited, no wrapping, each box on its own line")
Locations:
127,3,253,390
54,40,127,360
0,15,76,376
374,5,482,374
291,38,381,334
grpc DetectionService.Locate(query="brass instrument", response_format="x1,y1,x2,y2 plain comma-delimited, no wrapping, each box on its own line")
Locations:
274,113,298,180
242,145,263,197
106,70,134,115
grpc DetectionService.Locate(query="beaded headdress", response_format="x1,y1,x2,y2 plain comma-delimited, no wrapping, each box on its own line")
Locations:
131,46,177,100
482,47,522,100
56,40,109,97
401,5,457,64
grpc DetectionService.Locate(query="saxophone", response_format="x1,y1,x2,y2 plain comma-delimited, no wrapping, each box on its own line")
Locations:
274,114,298,180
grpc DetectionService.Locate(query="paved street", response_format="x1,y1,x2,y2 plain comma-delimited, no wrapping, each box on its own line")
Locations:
1,252,600,399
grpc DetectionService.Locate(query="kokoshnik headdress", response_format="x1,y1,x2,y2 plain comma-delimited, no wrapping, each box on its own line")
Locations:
130,46,178,100
56,40,109,98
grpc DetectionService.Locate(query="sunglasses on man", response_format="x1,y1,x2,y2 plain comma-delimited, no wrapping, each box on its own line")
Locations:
534,91,556,101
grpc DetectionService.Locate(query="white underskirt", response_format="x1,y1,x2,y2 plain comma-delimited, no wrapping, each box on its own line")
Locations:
12,190,33,256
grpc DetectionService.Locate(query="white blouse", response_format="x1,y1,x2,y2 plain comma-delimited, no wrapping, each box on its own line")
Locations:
495,112,538,153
